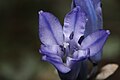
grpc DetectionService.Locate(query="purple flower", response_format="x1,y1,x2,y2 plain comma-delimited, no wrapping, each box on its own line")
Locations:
39,6,110,80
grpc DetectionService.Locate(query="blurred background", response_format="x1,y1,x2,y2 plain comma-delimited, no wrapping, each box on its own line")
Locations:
0,0,120,80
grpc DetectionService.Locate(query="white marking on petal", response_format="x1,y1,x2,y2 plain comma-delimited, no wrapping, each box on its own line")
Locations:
86,18,88,21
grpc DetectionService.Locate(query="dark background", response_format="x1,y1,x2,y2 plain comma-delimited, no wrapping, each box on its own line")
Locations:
0,0,120,80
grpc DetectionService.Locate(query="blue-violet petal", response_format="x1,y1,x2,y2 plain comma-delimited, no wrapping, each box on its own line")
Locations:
39,11,63,46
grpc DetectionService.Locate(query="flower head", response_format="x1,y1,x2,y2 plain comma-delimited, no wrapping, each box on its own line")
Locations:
39,5,110,80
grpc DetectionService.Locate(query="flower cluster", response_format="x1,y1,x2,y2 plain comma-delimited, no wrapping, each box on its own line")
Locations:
39,0,110,80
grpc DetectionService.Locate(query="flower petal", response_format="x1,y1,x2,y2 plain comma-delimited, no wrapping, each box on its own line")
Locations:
40,45,70,73
92,0,103,31
73,49,89,59
72,0,102,35
63,6,87,43
40,44,63,57
39,11,63,46
42,55,71,73
66,49,89,67
81,30,110,57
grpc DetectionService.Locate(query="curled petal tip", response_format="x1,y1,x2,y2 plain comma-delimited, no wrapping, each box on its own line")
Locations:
73,6,80,12
42,56,46,61
39,49,41,53
106,30,110,35
38,10,43,14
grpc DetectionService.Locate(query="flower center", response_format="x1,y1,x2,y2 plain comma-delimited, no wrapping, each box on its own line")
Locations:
63,42,69,48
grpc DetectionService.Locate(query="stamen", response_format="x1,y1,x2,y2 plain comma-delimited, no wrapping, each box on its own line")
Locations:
63,42,69,48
